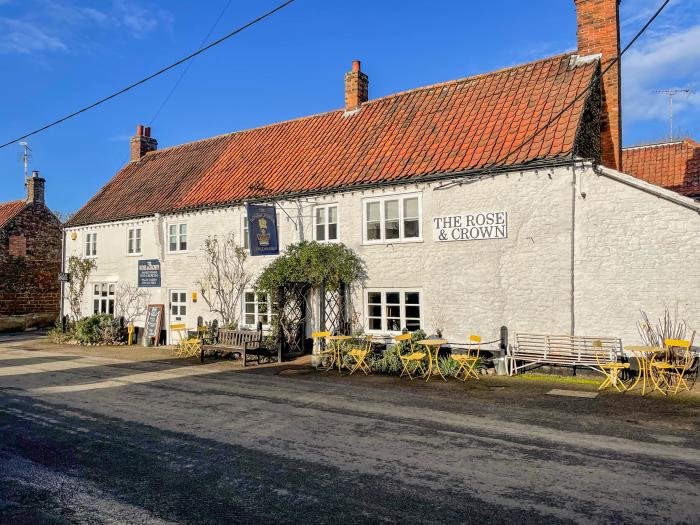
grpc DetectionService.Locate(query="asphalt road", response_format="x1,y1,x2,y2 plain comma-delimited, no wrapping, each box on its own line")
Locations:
0,339,698,524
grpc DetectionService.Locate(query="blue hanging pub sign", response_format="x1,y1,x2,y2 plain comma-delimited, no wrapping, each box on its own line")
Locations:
138,259,161,287
246,203,280,256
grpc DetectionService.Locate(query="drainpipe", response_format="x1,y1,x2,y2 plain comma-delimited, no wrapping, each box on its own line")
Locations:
570,165,577,337
59,227,66,330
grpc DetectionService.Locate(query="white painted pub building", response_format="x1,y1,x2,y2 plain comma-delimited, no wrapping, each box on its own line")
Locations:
63,1,700,347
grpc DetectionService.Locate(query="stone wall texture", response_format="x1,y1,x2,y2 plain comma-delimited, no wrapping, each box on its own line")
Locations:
0,203,62,328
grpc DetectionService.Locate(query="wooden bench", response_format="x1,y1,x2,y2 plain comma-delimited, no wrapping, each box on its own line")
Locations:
201,328,263,364
509,333,623,376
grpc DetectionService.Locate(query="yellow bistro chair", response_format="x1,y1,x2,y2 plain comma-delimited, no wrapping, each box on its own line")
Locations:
396,333,426,380
453,335,481,382
594,339,630,392
347,335,373,375
312,331,333,370
651,339,693,395
170,323,202,358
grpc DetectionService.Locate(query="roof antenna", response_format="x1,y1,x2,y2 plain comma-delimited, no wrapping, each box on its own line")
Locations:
655,89,691,140
18,141,32,188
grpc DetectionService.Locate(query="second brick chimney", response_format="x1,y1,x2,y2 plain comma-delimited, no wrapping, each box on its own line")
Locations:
574,0,622,171
344,60,368,112
130,124,158,161
26,170,45,205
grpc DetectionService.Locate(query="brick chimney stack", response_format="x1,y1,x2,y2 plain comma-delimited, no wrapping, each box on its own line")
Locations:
130,124,158,161
26,170,45,205
574,0,622,171
344,60,369,112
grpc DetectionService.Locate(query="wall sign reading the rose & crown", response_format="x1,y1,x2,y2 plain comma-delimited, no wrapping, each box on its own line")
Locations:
433,212,507,242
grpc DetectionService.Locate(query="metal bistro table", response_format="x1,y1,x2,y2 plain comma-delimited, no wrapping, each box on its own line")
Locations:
418,339,448,381
624,346,664,396
328,335,353,372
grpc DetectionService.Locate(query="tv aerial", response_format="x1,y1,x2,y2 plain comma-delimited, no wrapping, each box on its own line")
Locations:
655,89,691,140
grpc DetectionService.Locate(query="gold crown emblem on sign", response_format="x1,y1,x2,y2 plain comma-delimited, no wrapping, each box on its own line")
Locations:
258,217,267,230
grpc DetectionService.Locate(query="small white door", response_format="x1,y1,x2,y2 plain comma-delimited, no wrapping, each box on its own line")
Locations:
169,289,188,344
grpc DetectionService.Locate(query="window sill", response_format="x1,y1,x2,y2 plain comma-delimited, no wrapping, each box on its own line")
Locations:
362,238,423,246
126,253,143,257
166,250,189,255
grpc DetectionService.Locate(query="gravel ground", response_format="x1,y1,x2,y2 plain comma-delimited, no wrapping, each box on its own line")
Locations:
0,336,698,524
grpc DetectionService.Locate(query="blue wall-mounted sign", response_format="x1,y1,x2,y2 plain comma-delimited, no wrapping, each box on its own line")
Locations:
138,259,161,287
246,204,279,256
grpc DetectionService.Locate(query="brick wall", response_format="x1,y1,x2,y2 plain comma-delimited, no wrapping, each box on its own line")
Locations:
0,203,62,321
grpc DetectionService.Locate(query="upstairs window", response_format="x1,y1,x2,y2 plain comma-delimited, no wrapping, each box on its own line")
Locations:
364,195,421,243
168,223,187,252
93,283,115,314
314,204,338,242
85,232,97,257
127,227,142,255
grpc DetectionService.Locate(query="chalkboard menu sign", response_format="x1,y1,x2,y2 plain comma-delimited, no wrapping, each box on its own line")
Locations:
138,259,161,287
144,304,164,346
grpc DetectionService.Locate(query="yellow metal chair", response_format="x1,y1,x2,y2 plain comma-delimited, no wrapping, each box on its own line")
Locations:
312,331,333,370
453,335,481,382
651,339,693,395
594,339,629,392
347,335,373,375
396,333,426,380
170,323,201,358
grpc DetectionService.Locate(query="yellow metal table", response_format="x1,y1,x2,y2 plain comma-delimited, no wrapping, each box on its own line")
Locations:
328,335,352,372
417,339,448,381
624,346,664,396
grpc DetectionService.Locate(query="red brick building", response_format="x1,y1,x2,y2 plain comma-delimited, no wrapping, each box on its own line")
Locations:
0,172,62,331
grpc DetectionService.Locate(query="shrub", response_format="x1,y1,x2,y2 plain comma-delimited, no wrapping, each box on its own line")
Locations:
47,319,72,344
438,356,460,378
74,314,122,345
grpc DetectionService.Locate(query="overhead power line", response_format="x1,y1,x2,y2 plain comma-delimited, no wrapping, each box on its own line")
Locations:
437,0,672,191
0,0,296,150
149,0,234,125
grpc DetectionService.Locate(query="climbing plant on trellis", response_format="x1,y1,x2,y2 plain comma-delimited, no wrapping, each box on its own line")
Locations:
256,241,367,357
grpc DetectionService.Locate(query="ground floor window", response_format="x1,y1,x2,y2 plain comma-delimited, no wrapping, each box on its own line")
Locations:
366,290,421,332
243,291,274,328
93,283,116,315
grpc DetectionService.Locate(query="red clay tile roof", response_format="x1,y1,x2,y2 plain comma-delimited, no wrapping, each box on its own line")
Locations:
68,53,599,227
623,139,700,197
0,200,26,229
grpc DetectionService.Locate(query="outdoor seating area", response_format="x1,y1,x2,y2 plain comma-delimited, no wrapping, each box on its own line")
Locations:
313,331,485,383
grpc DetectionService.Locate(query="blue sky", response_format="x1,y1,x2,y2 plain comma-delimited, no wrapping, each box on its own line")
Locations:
0,0,698,214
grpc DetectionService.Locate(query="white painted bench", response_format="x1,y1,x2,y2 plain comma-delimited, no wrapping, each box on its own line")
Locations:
509,333,623,375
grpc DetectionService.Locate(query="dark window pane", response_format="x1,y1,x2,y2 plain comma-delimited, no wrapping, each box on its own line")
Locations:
386,305,400,318
180,306,187,316
316,225,325,241
387,318,401,331
245,314,255,325
406,306,420,318
404,219,419,238
406,319,421,331
260,314,268,324
369,318,382,330
367,292,381,304
169,241,177,251
386,292,400,304
367,222,381,240
245,292,254,302
171,305,178,315
245,304,255,313
180,240,187,251
385,220,400,239
328,223,337,240
405,292,420,304
368,305,381,317
180,293,186,302
94,300,99,314
108,300,114,315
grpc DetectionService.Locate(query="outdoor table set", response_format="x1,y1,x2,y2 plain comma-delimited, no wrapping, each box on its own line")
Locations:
313,331,482,382
599,340,697,396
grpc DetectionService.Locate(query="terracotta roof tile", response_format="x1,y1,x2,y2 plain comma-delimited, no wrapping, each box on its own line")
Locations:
0,200,26,229
68,53,599,227
623,139,700,197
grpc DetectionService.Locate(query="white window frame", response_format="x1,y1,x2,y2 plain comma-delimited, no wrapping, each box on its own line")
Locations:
313,203,339,242
127,227,142,256
241,214,249,251
92,282,116,315
362,193,422,244
241,290,274,328
167,222,188,253
84,232,97,257
365,288,423,334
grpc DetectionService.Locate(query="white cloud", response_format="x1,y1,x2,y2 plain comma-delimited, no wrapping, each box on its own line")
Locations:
623,22,700,124
0,0,172,55
0,17,67,54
